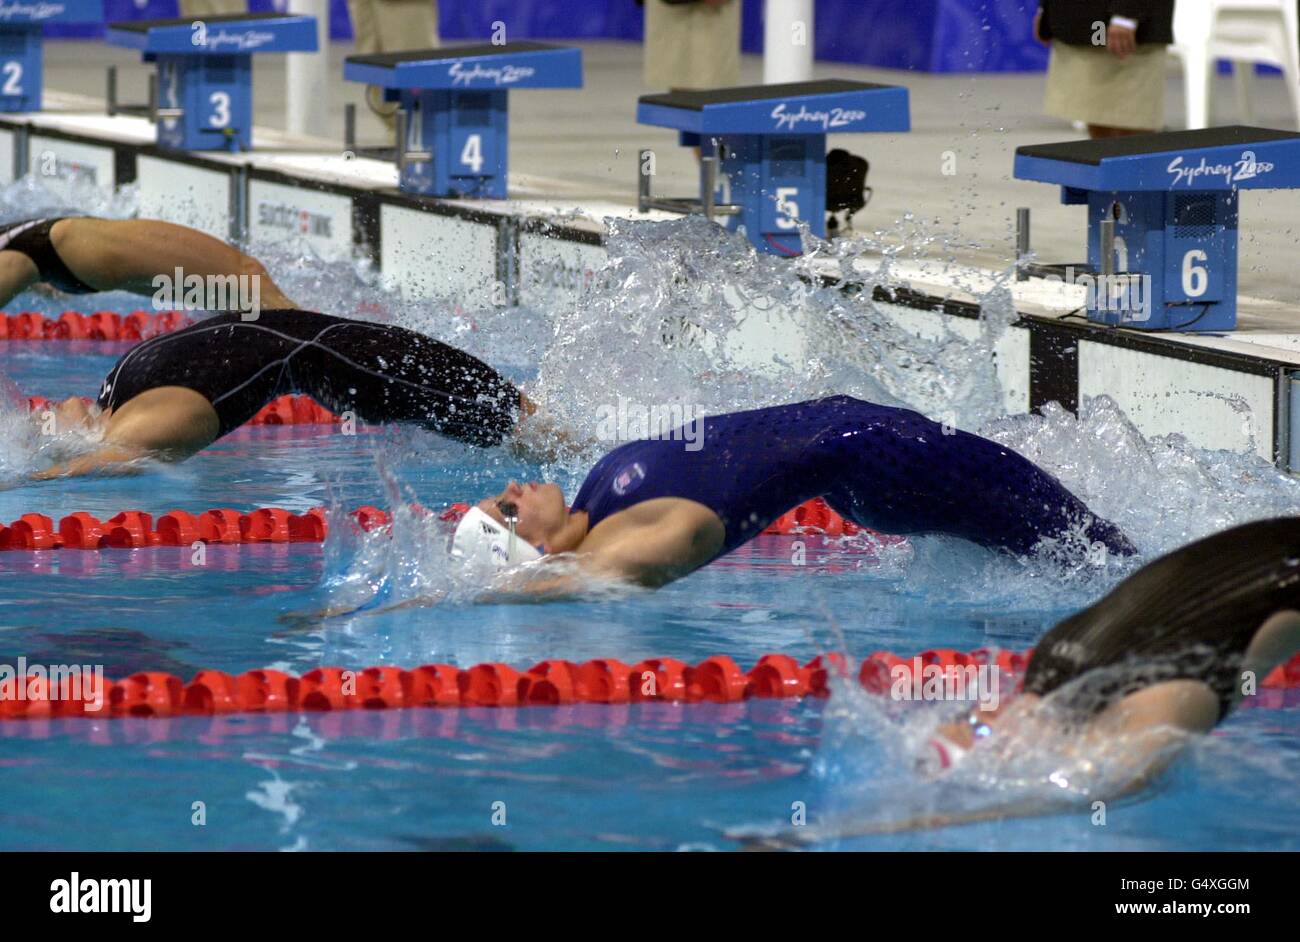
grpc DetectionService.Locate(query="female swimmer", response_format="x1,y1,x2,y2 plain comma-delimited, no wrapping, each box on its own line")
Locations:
0,215,296,311
737,518,1300,846
35,309,536,478
452,395,1135,586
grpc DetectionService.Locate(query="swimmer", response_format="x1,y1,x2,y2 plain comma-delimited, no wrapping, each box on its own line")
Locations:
0,216,296,311
30,308,548,479
734,517,1300,847
454,395,1135,590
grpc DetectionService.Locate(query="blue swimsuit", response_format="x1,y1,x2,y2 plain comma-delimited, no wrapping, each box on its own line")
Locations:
571,396,1134,560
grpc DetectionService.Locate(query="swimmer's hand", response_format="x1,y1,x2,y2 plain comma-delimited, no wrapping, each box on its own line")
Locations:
278,590,448,625
726,799,1080,849
508,409,592,464
28,444,152,480
474,565,626,603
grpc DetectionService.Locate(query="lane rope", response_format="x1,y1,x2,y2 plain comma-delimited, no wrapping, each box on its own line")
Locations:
0,309,189,341
1,649,1296,720
0,496,882,550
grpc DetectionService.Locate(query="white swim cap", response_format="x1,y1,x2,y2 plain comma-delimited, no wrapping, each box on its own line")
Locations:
451,506,542,569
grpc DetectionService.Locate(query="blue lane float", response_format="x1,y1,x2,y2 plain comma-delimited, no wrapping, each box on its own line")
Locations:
0,0,102,112
1015,126,1300,332
106,12,318,151
637,79,910,256
343,41,583,199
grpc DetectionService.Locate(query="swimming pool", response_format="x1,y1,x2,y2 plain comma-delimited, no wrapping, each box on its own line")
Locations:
2,205,1299,851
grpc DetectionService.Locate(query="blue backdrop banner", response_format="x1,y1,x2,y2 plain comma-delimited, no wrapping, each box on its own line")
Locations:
49,0,1051,74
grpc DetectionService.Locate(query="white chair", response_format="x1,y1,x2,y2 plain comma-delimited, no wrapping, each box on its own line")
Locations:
1170,0,1300,130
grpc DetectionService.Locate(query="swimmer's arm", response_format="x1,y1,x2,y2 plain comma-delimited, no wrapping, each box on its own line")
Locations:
29,392,218,481
1070,679,1219,793
585,509,724,588
480,506,725,601
737,683,1220,848
28,444,151,480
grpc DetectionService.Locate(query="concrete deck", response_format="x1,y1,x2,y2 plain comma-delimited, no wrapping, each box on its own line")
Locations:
35,38,1300,305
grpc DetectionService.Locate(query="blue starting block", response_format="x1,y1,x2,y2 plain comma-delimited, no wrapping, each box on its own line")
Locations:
637,80,910,255
106,13,318,152
1015,126,1300,331
0,0,102,112
343,42,582,199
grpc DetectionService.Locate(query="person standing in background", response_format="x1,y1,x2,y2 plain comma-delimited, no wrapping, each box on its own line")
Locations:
642,0,741,92
348,0,440,129
1037,0,1175,139
177,0,245,17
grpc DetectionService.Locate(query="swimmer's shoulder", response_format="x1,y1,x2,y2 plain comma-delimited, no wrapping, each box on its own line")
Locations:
579,497,725,580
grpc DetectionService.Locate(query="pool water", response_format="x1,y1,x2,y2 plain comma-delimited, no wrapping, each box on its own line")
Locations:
2,337,1298,851
1,200,1299,851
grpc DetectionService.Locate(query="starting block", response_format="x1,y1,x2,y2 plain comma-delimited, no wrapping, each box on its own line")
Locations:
106,13,318,152
1015,126,1300,331
343,42,582,199
0,0,102,112
636,80,910,255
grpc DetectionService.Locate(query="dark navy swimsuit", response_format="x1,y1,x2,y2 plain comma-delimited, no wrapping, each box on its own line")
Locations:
571,396,1134,560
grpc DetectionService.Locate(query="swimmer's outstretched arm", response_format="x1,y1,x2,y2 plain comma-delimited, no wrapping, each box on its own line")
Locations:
27,387,219,481
28,445,152,481
731,680,1221,849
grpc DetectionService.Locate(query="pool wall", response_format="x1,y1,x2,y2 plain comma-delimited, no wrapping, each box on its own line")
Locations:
2,93,1297,469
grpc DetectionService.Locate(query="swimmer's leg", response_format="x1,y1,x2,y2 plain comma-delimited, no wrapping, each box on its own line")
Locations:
291,322,522,447
52,218,298,312
820,410,1135,556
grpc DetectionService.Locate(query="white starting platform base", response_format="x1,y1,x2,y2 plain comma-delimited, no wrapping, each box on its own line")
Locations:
4,94,1300,472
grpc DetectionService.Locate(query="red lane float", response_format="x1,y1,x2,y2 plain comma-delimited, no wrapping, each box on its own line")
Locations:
243,394,341,426
0,494,871,550
0,506,341,550
2,648,1296,720
0,309,189,341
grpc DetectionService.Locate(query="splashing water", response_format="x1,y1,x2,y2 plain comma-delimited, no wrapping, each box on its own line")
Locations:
1,174,1297,840
300,211,1300,612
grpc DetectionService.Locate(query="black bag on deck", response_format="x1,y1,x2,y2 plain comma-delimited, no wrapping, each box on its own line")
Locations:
826,148,871,234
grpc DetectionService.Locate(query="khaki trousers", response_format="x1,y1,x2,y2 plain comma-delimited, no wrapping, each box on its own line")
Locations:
347,0,440,128
644,0,741,91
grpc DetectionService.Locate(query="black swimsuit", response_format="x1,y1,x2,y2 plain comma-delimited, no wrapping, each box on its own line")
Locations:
0,217,96,294
97,309,520,445
1024,517,1300,719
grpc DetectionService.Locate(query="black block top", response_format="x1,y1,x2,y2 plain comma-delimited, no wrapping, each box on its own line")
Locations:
109,12,295,32
346,41,567,67
1017,126,1300,166
640,79,896,110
